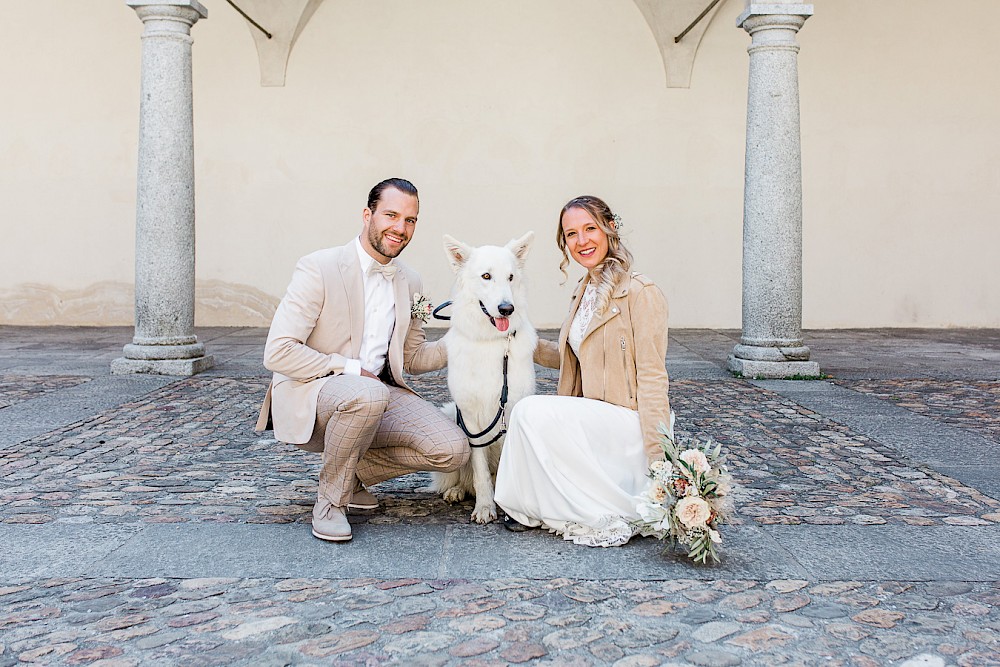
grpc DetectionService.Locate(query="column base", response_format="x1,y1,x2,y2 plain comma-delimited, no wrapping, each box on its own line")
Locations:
727,356,820,379
111,355,215,377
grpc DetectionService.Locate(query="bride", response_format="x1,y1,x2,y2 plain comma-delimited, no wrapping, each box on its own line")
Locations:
493,195,673,547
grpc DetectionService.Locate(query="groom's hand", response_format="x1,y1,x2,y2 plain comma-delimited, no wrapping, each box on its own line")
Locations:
360,369,380,381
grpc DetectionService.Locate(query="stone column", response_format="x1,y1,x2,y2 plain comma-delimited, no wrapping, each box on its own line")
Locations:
727,2,819,379
113,0,213,376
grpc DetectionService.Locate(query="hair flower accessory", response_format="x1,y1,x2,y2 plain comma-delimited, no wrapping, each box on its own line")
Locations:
411,292,433,323
611,213,623,231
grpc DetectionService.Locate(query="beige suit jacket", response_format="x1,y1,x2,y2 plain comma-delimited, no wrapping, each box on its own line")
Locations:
535,273,670,463
254,243,446,444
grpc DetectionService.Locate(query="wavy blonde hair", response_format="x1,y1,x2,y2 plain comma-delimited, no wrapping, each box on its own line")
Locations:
557,195,634,316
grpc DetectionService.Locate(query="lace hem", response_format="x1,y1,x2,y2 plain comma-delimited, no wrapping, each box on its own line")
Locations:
553,515,638,548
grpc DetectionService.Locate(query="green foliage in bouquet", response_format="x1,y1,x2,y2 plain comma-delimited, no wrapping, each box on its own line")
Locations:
634,424,734,564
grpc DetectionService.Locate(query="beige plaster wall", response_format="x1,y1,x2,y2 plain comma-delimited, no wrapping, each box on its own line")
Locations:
2,0,998,328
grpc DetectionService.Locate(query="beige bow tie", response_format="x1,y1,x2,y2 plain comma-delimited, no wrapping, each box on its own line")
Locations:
367,261,398,280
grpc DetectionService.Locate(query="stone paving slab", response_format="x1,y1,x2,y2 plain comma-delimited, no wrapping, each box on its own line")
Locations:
839,380,1000,444
764,525,1000,582
0,576,996,667
5,522,999,584
0,375,174,449
1,524,143,579
0,375,90,410
0,524,807,582
830,416,995,468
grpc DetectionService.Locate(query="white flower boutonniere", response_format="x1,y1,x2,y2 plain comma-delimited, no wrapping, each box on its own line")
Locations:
411,292,433,323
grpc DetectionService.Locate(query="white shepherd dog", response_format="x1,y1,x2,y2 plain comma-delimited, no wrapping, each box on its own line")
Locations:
428,232,538,524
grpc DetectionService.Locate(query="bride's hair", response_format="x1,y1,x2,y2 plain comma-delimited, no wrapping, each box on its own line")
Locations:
557,195,633,316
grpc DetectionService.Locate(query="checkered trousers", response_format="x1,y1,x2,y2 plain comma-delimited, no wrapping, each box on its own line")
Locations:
314,374,469,507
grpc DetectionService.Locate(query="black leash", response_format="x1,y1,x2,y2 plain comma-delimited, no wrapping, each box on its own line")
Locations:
456,352,509,448
432,300,494,323
432,299,514,448
431,300,452,320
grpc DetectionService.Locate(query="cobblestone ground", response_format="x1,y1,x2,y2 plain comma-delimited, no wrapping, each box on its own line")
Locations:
2,368,1000,665
839,380,1000,445
1,378,996,528
0,579,1000,667
0,375,89,410
1,577,998,666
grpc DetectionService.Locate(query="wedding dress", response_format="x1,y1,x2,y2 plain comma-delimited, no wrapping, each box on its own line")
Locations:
495,284,667,547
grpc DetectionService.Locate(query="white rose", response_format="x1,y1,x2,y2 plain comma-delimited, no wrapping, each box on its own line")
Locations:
679,449,710,475
675,496,711,529
651,460,674,482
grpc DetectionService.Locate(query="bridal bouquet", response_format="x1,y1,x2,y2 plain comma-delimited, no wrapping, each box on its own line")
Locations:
635,425,733,564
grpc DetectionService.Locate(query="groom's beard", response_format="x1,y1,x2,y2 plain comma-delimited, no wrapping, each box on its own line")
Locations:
368,225,410,260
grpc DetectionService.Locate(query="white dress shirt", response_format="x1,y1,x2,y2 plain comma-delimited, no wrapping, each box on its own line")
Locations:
343,237,396,377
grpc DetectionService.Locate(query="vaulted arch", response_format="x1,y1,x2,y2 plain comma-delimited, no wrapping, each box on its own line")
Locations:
230,0,726,88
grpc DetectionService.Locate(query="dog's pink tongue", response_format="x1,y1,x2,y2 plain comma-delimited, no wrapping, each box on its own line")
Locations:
495,317,510,332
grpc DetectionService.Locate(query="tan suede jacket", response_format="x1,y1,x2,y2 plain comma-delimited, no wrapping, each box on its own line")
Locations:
536,273,670,463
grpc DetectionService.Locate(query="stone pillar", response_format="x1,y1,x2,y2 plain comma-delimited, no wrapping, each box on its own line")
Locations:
113,0,214,376
728,2,819,380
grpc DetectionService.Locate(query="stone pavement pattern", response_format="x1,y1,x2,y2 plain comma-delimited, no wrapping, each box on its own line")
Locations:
0,327,999,666
1,577,997,666
838,380,1000,446
0,376,89,411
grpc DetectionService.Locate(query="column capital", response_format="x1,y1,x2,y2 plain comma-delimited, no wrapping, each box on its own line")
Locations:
126,0,208,21
737,4,812,30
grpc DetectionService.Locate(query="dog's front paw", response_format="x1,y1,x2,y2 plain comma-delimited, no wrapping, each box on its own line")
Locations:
471,503,498,524
442,486,467,503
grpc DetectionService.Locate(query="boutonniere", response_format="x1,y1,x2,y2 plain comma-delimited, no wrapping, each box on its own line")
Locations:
410,292,433,323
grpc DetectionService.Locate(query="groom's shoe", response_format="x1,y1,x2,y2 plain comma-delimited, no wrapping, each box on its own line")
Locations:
312,501,352,542
347,480,379,511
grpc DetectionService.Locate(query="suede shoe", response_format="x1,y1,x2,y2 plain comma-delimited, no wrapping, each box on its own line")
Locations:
347,481,379,510
311,501,352,542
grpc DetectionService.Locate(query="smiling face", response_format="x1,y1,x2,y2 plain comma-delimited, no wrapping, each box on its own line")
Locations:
560,206,609,273
361,187,418,263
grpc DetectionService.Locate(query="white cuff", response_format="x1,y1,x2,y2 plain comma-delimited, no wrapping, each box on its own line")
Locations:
343,359,362,376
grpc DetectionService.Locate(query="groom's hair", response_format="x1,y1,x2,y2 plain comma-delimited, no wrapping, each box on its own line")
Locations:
367,178,418,212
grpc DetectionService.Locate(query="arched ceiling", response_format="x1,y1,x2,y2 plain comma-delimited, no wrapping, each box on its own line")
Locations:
229,0,726,88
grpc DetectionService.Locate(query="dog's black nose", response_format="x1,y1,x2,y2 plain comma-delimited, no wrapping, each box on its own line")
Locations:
498,302,514,317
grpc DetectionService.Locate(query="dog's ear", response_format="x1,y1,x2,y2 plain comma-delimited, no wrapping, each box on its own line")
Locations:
443,235,473,273
505,231,534,266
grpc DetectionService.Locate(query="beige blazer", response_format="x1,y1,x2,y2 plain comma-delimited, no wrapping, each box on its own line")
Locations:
254,244,446,444
536,273,670,463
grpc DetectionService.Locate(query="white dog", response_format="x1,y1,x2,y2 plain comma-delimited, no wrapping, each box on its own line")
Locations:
428,232,538,524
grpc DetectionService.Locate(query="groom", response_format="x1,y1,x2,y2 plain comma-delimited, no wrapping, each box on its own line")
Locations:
255,178,469,542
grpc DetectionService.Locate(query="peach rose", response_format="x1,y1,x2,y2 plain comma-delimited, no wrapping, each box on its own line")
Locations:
679,449,710,475
675,496,711,529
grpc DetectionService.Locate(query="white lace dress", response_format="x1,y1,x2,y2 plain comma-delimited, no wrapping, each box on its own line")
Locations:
494,284,651,547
